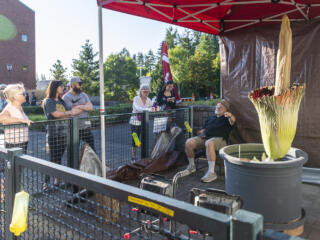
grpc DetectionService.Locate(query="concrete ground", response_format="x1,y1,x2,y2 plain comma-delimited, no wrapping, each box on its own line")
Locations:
23,124,320,239
142,160,320,240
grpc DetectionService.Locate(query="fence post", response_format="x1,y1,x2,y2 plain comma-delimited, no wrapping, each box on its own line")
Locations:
189,106,194,137
231,209,263,240
5,148,23,240
141,111,149,158
69,117,80,169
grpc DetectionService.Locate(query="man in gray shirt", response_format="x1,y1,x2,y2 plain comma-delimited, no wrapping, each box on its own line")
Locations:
62,76,95,151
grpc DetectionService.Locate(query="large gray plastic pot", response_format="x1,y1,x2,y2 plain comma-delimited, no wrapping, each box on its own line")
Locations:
219,144,307,230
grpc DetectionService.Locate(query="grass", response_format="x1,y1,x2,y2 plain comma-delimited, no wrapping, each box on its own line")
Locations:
182,99,219,106
28,114,47,122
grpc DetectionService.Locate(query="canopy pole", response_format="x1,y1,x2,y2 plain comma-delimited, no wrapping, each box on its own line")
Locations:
98,6,106,179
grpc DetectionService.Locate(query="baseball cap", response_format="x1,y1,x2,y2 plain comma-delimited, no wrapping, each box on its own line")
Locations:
219,99,230,111
70,76,83,84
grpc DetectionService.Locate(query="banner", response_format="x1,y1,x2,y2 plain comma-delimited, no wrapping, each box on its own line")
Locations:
162,42,181,103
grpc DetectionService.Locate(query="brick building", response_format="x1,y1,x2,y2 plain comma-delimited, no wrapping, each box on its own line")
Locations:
0,0,35,89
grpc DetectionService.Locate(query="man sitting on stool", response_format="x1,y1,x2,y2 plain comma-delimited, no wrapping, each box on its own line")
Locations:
183,99,236,182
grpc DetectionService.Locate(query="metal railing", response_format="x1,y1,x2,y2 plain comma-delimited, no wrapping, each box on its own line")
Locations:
0,108,191,171
0,147,265,240
0,108,304,240
0,148,303,240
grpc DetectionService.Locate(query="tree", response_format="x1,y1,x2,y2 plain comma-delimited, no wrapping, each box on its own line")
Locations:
165,27,178,49
178,30,196,56
50,59,68,84
72,40,99,96
196,34,219,59
168,45,190,96
40,74,46,81
150,61,163,98
144,50,156,73
189,49,217,97
104,48,139,102
136,52,144,67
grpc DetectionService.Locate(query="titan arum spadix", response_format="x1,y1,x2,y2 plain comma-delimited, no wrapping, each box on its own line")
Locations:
248,15,305,161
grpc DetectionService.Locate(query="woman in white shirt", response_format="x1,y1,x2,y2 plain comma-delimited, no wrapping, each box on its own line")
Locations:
129,84,153,161
0,84,32,153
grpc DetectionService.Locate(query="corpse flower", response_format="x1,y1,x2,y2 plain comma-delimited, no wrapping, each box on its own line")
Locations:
248,15,305,161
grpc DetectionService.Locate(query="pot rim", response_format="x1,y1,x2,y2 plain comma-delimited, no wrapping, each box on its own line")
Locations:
219,143,308,169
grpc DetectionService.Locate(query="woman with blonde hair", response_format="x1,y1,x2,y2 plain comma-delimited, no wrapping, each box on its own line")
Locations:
129,84,153,161
0,84,32,153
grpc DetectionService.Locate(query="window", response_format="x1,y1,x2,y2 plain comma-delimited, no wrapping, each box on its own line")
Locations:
21,34,28,42
22,65,28,71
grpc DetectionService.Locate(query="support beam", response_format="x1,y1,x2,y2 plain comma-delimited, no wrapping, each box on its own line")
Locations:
98,6,106,179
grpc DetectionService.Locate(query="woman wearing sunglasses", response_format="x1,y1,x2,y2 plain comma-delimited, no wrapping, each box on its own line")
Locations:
0,84,32,153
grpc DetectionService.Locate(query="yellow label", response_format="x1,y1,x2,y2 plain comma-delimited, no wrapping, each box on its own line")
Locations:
128,196,174,217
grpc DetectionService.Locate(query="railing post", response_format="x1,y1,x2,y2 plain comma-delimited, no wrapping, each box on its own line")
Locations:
231,209,263,240
5,148,23,240
69,117,80,169
141,111,149,159
189,106,194,137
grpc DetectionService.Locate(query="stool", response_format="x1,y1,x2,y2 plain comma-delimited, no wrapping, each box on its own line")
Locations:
194,149,224,176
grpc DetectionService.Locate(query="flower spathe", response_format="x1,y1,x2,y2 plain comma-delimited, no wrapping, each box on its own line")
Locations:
249,85,305,160
248,15,305,160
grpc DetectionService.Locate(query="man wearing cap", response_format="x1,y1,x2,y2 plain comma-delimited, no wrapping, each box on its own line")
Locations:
62,76,95,151
183,99,236,182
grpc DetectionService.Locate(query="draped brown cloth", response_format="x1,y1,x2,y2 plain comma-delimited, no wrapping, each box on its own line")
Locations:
220,18,320,167
108,151,187,182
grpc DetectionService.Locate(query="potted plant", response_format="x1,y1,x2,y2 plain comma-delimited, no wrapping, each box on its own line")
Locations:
219,16,307,233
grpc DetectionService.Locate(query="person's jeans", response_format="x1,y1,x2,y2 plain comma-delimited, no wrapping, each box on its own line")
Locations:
48,135,67,165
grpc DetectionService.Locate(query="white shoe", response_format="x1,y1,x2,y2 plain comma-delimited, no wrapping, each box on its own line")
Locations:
186,164,196,174
179,164,196,177
201,171,217,183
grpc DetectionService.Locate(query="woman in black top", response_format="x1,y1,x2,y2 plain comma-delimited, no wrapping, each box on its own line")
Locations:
42,80,80,189
156,80,176,110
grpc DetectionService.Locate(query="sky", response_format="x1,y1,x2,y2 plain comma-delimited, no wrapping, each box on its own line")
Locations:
20,0,184,79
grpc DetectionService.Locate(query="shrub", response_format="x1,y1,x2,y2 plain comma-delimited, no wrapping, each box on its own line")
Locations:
23,106,44,115
89,103,132,116
182,99,219,106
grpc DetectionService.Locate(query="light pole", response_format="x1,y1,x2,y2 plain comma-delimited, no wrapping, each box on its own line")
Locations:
7,64,12,82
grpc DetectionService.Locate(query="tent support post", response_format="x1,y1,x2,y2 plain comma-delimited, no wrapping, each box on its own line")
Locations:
98,6,106,179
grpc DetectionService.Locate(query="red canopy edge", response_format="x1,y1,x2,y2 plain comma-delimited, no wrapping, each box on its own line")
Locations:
97,0,320,35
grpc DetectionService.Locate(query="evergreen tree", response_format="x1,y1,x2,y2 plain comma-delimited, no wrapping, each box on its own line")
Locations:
165,27,178,49
144,50,156,73
50,59,68,84
150,61,163,98
168,45,190,96
71,40,99,96
104,48,139,102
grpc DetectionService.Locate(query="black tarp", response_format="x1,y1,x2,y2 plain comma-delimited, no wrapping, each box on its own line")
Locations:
220,18,320,167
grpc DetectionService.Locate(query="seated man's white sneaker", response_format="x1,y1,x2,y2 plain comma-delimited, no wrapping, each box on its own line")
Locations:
186,164,196,173
201,171,217,183
179,164,196,176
